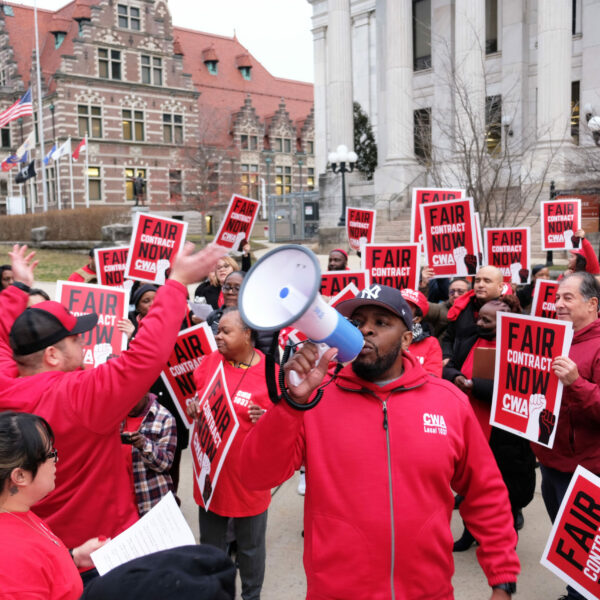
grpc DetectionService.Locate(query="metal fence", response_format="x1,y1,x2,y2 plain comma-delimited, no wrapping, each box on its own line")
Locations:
267,191,320,242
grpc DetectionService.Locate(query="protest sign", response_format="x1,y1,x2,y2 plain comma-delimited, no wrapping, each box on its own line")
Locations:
190,363,239,511
330,282,360,308
490,312,573,448
361,243,421,289
346,207,376,252
531,279,559,319
541,198,581,251
160,323,218,428
484,227,531,283
94,246,129,288
541,466,600,599
410,187,465,246
55,281,128,369
419,198,478,278
125,213,188,285
320,270,369,297
214,194,260,250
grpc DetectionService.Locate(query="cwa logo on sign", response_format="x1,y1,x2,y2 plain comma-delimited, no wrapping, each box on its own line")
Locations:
423,413,447,435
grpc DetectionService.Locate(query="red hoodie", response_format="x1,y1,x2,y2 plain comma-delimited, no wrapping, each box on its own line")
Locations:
533,318,600,473
0,280,188,550
242,353,519,599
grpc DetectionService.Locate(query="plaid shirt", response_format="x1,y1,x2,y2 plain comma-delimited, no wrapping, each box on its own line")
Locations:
122,397,177,516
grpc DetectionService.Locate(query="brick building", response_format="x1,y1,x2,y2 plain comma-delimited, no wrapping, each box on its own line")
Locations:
0,0,315,220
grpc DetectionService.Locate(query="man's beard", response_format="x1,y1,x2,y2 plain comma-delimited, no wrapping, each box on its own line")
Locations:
352,340,404,382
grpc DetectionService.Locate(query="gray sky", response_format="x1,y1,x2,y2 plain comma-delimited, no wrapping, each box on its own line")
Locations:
11,0,315,83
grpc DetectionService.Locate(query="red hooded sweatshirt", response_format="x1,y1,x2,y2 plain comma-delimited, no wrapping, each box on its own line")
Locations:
533,318,600,473
242,353,519,599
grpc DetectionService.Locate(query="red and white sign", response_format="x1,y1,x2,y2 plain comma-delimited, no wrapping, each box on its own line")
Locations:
320,270,369,297
329,282,360,308
214,194,260,250
190,363,239,511
94,246,129,288
419,198,478,278
346,207,376,252
484,227,531,283
160,323,218,428
541,199,582,251
125,213,188,285
531,279,559,320
410,187,465,246
542,466,600,599
490,312,573,448
55,281,128,369
361,243,421,289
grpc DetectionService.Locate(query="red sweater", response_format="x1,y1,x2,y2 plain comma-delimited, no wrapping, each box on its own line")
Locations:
407,335,442,377
242,353,519,599
0,511,82,600
193,350,273,517
534,318,600,473
0,280,188,549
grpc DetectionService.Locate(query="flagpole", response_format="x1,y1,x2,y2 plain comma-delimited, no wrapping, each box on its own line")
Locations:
84,133,89,208
33,0,48,212
56,157,62,211
68,137,74,209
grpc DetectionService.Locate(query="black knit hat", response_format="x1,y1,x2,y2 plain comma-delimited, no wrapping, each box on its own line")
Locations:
131,284,158,310
80,545,235,600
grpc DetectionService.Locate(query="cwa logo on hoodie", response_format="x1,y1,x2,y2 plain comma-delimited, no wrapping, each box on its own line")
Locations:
423,413,447,435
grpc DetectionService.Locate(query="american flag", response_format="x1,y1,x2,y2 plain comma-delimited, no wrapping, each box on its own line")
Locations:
0,89,33,129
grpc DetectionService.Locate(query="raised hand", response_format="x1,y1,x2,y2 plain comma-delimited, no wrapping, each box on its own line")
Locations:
525,393,546,440
8,244,38,287
453,247,468,276
563,229,574,249
464,253,478,275
538,408,556,445
519,268,529,283
509,262,522,284
156,259,171,285
169,242,226,287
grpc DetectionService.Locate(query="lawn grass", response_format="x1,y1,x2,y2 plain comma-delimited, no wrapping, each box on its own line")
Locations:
0,247,88,282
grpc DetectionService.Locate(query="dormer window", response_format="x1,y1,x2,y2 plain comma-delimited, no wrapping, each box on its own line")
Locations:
117,4,140,30
2,5,14,16
206,61,218,75
239,66,251,81
53,32,66,49
236,54,252,81
202,47,219,76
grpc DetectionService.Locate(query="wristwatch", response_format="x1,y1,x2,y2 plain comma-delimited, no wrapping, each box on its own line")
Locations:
493,582,516,595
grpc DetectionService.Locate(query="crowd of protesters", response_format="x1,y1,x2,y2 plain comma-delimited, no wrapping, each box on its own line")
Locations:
0,227,599,600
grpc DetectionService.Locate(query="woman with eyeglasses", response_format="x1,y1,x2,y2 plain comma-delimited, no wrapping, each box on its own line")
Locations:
194,255,243,310
206,271,245,335
0,412,107,599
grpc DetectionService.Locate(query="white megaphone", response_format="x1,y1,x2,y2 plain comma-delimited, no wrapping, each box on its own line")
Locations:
238,245,364,382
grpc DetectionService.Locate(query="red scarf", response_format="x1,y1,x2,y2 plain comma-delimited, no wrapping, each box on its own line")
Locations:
447,290,475,321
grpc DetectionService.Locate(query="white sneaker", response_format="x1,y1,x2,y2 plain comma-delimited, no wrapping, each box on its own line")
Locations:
297,472,306,496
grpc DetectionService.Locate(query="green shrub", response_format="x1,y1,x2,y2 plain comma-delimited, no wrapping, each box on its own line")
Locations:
0,207,130,242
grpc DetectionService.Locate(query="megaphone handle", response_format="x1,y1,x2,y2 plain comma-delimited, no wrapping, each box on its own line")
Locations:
287,342,330,387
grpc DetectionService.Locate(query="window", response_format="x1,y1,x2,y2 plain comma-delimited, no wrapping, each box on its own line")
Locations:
122,109,144,141
125,168,146,200
240,164,259,199
169,169,182,203
485,0,498,54
275,166,292,195
307,141,314,154
206,61,218,75
53,32,65,49
44,166,56,206
78,19,90,35
414,108,432,163
240,134,258,150
571,81,580,145
284,139,292,153
274,137,283,152
485,95,502,154
87,166,102,202
98,48,121,80
2,5,14,16
239,66,251,81
0,68,6,86
117,4,140,30
307,167,315,191
413,0,431,71
141,55,163,86
162,113,183,144
1,127,10,148
78,105,102,138
572,0,582,35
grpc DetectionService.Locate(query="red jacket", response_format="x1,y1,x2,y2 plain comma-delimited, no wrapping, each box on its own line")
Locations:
68,264,97,283
534,318,600,473
192,350,273,517
242,353,519,599
0,280,188,549
407,335,443,377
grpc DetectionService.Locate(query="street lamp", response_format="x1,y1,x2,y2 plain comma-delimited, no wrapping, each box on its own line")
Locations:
297,156,304,192
328,144,357,227
49,103,56,140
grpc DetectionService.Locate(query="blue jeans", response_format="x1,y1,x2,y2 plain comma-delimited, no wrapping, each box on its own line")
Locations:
539,464,586,600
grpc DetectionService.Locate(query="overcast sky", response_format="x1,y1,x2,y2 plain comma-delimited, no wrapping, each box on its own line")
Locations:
11,0,315,82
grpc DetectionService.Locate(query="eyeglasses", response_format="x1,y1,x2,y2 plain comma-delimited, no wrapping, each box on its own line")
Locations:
45,449,59,463
449,289,467,296
216,265,232,271
222,285,241,292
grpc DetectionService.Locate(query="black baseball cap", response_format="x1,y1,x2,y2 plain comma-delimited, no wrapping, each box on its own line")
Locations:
10,301,98,355
336,285,414,331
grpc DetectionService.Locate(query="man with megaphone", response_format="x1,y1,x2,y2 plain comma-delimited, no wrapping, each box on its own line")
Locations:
241,284,520,600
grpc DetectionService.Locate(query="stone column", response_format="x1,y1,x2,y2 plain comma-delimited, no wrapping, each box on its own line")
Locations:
312,25,328,175
536,0,571,144
352,11,372,116
327,0,354,152
580,0,599,147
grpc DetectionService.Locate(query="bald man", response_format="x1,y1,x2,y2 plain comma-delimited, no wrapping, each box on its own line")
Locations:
441,266,505,361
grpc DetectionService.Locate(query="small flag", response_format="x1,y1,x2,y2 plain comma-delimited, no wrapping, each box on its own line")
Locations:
72,138,87,161
43,144,57,165
1,152,28,172
15,160,36,184
16,131,35,159
0,89,33,129
51,138,71,161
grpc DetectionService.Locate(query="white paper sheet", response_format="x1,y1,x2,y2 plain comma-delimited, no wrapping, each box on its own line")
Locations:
188,301,214,321
90,492,196,576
